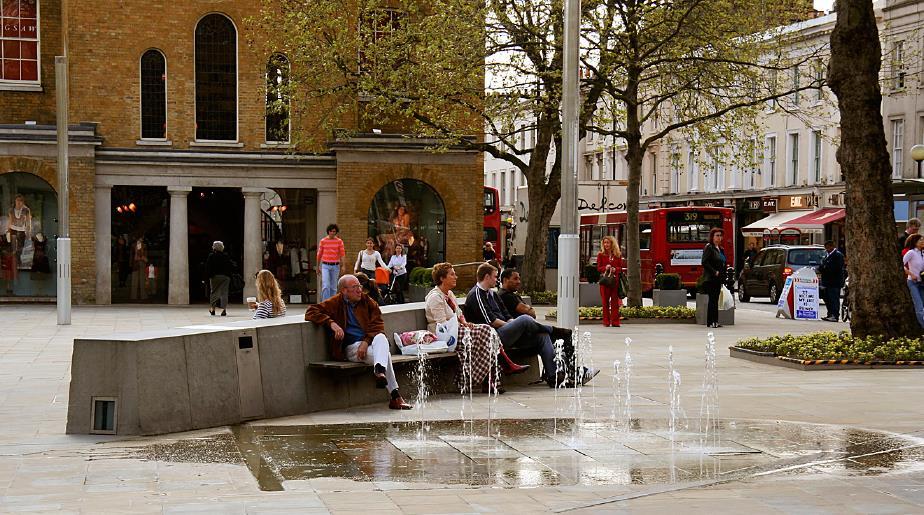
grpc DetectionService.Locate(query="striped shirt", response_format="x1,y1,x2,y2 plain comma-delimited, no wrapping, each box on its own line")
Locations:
316,236,345,264
252,300,287,319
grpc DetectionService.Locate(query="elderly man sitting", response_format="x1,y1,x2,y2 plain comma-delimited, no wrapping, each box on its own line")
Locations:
305,274,412,410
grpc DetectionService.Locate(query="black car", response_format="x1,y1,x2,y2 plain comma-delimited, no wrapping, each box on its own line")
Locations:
738,245,826,303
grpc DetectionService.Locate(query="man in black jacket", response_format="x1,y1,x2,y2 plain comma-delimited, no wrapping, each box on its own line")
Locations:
819,240,845,322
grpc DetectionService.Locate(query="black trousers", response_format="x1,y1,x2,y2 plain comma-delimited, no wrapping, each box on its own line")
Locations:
703,280,721,326
822,286,841,319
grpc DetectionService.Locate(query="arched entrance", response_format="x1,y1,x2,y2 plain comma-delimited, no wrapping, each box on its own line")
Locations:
367,179,446,268
0,172,58,298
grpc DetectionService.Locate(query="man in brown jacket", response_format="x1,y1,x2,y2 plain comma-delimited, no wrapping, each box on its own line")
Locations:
305,274,412,410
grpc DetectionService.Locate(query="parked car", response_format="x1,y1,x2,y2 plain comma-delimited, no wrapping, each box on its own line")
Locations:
738,245,826,303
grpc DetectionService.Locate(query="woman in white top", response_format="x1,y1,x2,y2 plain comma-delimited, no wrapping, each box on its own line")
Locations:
387,243,408,304
902,233,924,328
354,238,388,278
424,262,529,394
251,269,287,319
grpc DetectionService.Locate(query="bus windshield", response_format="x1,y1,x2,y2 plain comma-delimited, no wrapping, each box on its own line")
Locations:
666,211,724,243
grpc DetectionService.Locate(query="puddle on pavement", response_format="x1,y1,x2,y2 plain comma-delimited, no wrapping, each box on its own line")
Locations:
126,419,924,491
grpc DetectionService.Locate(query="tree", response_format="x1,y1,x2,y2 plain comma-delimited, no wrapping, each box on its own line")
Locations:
253,0,822,295
583,0,825,306
827,0,920,338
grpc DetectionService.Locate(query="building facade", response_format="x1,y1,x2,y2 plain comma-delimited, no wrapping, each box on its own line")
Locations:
1,0,483,304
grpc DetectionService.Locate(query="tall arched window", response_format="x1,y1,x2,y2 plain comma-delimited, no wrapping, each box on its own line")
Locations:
140,49,167,139
265,53,290,143
195,13,237,141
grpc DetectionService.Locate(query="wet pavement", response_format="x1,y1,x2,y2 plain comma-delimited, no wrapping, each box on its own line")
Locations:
117,418,924,494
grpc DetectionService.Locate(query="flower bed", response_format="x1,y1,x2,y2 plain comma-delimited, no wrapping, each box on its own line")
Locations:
733,331,924,367
547,305,695,320
524,290,557,305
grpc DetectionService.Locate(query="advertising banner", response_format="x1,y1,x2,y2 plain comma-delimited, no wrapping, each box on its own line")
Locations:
792,268,820,320
670,248,703,266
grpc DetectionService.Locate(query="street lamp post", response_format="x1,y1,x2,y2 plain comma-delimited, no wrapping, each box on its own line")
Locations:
911,144,924,179
557,0,581,331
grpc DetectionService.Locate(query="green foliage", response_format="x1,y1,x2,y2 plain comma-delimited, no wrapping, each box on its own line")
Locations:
736,332,924,362
549,306,695,320
654,273,682,290
525,290,557,305
583,265,601,284
695,274,707,293
409,267,433,287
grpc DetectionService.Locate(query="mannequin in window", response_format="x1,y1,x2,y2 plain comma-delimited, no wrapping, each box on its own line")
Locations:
8,195,32,268
30,232,50,274
131,238,148,300
0,230,16,293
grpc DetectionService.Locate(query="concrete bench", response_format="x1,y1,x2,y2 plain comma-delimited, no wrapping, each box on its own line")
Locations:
66,301,540,436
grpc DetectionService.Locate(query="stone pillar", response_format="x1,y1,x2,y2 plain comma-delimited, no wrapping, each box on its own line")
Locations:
316,189,337,249
167,186,191,305
94,185,112,304
242,188,264,301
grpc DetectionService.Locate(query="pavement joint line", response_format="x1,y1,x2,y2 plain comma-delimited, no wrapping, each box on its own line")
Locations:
555,442,924,513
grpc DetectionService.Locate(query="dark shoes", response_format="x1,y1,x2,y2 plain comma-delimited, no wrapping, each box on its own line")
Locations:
549,326,572,343
823,316,838,322
388,396,413,410
708,323,723,328
209,308,215,316
220,310,227,316
374,371,388,389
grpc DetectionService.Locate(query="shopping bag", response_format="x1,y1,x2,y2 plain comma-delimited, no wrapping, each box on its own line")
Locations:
719,285,735,310
435,314,459,350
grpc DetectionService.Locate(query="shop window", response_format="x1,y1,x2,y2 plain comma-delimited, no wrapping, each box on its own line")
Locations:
195,13,237,141
368,179,446,268
1,0,39,83
0,172,57,298
111,186,169,304
140,49,167,139
265,53,290,143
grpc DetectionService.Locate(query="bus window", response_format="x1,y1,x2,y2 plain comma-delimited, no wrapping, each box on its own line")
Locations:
666,211,722,242
640,224,652,250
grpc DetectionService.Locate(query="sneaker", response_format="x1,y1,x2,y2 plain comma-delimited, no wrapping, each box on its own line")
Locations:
581,367,600,386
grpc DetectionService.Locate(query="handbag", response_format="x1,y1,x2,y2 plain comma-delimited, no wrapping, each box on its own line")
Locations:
618,272,628,299
599,272,617,288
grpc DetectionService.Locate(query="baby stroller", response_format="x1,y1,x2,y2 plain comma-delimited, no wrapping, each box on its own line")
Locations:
376,267,402,306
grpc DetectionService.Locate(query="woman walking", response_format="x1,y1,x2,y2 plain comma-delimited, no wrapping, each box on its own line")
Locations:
596,235,623,327
701,228,727,328
206,241,233,316
354,238,388,278
425,262,529,394
251,269,287,319
902,234,924,328
387,243,408,304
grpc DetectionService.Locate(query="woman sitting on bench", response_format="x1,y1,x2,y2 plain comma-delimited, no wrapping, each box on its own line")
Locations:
425,262,529,395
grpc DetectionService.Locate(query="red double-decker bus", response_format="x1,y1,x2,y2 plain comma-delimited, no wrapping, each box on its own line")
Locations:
580,206,735,294
483,186,501,254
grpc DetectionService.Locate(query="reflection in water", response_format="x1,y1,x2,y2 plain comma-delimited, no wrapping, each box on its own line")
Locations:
131,419,924,492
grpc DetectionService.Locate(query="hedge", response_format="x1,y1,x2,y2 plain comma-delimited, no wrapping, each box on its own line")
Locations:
735,331,924,362
549,305,695,320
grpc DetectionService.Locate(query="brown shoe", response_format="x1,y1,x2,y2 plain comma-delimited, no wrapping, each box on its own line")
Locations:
388,396,413,410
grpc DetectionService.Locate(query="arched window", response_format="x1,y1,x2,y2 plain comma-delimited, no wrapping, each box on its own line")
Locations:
195,14,237,141
265,53,290,143
368,179,446,267
140,50,166,139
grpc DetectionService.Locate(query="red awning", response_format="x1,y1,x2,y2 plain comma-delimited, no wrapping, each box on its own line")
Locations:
782,208,846,232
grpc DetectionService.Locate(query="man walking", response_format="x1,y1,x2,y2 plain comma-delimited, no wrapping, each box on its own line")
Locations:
316,224,346,301
305,274,412,410
899,218,921,251
819,240,845,322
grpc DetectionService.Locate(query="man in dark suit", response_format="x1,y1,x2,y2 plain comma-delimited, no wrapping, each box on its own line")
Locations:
819,240,845,322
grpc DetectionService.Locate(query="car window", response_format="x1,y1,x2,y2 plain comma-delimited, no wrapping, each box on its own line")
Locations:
753,250,768,266
772,250,786,265
788,249,825,266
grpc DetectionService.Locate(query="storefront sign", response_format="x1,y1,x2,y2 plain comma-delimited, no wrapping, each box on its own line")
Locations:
670,248,703,266
738,199,763,212
578,196,626,212
761,197,778,213
778,195,819,211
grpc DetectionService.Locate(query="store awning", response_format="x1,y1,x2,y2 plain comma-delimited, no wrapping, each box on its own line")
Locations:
740,211,807,235
785,208,846,232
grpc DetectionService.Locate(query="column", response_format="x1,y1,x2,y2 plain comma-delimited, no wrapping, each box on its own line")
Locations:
94,185,112,304
315,190,337,248
242,188,263,302
168,186,191,305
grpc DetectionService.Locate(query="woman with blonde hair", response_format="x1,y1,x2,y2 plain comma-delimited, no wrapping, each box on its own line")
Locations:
251,269,287,319
596,235,624,327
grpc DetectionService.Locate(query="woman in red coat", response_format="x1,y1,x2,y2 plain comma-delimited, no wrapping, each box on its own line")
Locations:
597,235,623,327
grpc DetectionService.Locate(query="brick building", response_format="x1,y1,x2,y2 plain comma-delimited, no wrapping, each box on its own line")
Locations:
0,0,482,304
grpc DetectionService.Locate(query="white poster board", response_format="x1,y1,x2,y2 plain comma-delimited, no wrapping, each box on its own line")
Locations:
775,276,794,319
670,248,703,266
792,268,820,320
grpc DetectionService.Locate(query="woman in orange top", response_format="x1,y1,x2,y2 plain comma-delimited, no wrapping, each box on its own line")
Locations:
596,235,623,327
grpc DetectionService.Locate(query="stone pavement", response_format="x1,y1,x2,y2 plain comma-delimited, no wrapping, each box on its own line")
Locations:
1,303,923,514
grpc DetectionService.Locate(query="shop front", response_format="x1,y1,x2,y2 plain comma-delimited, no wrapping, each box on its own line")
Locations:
367,179,446,269
0,172,58,300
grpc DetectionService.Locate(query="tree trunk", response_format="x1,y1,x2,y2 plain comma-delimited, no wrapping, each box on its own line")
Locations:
521,179,558,292
828,0,920,338
624,139,644,307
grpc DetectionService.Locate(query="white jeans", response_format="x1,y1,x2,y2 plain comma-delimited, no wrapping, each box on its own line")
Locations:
345,333,398,393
